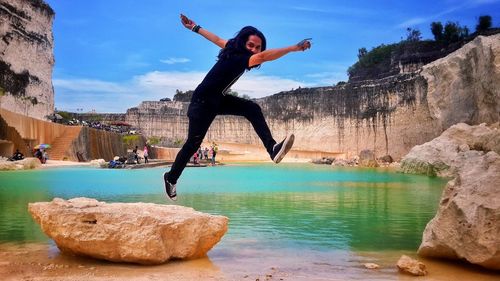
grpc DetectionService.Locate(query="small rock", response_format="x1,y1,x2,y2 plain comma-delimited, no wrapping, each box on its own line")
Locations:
396,255,428,276
364,263,379,269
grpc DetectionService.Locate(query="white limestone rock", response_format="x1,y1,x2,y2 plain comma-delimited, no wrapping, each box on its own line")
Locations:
0,0,55,120
422,34,500,129
0,157,40,170
89,159,107,168
399,123,500,177
396,255,428,276
418,151,500,270
28,197,229,264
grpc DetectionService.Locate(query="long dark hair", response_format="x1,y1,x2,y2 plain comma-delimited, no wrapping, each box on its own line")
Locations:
218,26,266,69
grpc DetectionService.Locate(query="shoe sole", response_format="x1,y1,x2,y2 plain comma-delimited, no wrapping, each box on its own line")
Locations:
273,134,295,164
163,172,177,201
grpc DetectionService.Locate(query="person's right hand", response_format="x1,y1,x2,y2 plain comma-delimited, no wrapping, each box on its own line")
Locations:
180,14,196,30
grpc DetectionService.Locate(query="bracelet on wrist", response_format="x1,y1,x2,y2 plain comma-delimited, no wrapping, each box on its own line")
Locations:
191,25,201,33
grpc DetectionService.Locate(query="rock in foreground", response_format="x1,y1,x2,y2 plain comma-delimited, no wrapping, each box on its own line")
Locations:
396,255,428,276
0,157,40,171
417,151,500,270
399,123,500,177
28,197,228,264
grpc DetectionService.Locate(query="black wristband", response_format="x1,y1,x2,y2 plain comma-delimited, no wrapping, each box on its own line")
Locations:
192,25,201,33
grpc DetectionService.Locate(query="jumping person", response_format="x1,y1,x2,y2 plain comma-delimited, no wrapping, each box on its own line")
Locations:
163,14,312,201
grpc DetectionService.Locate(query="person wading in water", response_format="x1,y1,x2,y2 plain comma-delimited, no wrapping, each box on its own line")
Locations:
163,14,312,201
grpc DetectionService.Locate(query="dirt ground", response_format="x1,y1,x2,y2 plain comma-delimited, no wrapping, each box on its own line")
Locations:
1,243,499,281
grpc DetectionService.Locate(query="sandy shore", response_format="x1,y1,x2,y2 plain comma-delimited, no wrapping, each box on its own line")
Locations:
40,160,93,169
1,243,498,281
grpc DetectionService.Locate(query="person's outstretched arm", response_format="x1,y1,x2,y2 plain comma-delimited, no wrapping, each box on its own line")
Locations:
249,39,312,67
180,14,227,48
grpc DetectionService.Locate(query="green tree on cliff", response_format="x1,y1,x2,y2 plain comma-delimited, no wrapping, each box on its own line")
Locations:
405,28,422,42
430,21,468,43
357,47,367,59
431,22,444,41
476,15,492,32
443,21,469,43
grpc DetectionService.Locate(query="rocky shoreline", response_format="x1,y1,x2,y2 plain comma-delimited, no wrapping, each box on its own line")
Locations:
400,123,500,270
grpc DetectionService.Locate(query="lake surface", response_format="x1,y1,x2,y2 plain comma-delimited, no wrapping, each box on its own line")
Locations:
0,163,457,280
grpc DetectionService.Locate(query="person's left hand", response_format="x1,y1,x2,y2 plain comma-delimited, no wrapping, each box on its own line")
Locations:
296,38,312,51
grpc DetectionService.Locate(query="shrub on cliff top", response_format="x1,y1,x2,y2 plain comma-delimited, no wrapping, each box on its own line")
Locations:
476,15,492,32
347,43,398,79
122,135,140,146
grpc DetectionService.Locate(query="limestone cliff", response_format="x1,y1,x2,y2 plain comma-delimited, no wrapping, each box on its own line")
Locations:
116,34,498,160
0,0,54,120
422,35,500,129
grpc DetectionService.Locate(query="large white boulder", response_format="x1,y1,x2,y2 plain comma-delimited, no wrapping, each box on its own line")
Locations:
417,151,500,270
0,157,41,170
399,123,500,177
28,197,228,264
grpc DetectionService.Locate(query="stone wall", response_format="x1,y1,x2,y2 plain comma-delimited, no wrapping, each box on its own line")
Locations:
70,127,127,162
0,0,54,120
0,107,66,152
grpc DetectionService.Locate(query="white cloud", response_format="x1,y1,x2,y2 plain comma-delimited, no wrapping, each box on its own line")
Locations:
53,79,131,93
232,73,309,98
305,71,347,85
397,17,427,28
53,71,311,113
160,57,191,65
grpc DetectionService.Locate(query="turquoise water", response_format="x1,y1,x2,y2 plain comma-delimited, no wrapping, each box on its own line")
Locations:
0,163,446,255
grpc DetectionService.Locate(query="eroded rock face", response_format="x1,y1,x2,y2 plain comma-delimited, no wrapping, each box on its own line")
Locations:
0,0,54,120
28,197,229,264
400,123,500,177
422,34,500,129
417,151,500,270
399,122,500,270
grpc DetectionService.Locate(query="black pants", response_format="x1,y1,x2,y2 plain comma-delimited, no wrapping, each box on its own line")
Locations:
167,94,276,184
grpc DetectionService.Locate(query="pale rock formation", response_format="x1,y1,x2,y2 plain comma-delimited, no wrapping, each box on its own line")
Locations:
28,197,229,264
396,255,428,276
0,0,55,120
0,157,40,170
399,123,500,177
89,159,106,168
422,34,500,129
358,149,379,167
363,263,380,269
418,151,500,270
399,122,500,269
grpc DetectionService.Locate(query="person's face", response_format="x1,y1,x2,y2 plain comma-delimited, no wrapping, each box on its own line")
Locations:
246,35,262,54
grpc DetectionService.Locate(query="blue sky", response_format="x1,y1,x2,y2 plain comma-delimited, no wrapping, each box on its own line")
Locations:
45,0,500,113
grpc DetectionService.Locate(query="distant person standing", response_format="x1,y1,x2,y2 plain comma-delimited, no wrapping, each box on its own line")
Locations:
143,144,149,164
211,142,218,165
133,146,140,164
204,147,209,160
162,14,311,201
198,147,203,160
